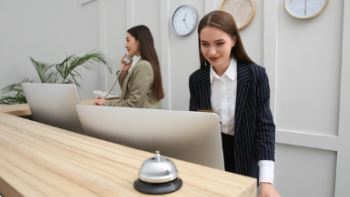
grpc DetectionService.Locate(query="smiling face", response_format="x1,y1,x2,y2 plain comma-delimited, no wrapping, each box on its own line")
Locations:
199,26,236,75
125,33,140,56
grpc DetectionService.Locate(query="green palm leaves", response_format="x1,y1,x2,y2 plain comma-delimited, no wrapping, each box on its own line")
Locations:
0,51,109,104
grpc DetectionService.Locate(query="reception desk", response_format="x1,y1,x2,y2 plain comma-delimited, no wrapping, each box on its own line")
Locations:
0,104,31,116
0,108,256,196
0,100,94,117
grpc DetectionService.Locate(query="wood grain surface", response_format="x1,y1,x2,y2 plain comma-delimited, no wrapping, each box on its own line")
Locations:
0,112,256,197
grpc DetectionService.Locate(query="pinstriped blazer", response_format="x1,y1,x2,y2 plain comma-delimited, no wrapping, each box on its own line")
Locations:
189,63,275,179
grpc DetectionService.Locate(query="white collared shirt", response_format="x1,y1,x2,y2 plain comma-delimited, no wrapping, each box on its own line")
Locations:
209,58,274,184
210,58,237,135
129,55,141,72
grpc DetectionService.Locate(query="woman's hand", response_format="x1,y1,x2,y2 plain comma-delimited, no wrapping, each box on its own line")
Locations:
120,54,132,72
95,98,106,106
258,183,281,197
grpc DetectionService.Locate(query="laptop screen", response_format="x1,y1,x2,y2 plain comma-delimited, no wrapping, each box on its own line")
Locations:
76,104,224,170
22,83,82,131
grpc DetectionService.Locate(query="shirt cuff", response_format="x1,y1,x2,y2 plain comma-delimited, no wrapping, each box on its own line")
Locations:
258,160,274,184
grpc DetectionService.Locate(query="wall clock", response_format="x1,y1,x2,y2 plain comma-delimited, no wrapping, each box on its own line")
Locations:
220,0,256,30
285,0,329,19
171,5,199,36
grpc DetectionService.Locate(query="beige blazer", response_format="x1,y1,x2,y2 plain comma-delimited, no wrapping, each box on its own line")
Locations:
105,59,160,108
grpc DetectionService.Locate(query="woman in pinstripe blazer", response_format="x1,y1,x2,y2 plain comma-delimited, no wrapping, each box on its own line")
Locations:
189,11,280,197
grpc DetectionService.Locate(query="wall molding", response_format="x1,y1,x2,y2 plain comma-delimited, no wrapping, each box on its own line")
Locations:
159,0,171,109
263,0,278,115
126,0,134,28
335,0,350,196
277,129,338,151
97,0,109,90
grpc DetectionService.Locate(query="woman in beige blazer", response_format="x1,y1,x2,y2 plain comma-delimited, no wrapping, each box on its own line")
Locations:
95,25,164,108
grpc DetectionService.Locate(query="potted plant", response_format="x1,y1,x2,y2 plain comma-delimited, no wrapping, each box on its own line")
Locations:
0,51,110,104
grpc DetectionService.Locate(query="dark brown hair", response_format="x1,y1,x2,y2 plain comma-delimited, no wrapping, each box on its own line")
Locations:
197,10,255,68
127,25,164,100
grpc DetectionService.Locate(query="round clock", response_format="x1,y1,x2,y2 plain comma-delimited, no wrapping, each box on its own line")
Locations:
171,5,198,36
285,0,329,19
220,0,256,30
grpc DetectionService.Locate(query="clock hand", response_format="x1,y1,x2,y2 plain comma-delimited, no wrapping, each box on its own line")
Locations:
183,19,190,30
182,12,190,30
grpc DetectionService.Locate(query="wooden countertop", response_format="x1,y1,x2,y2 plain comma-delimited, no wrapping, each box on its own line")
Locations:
0,112,256,197
0,104,31,116
0,99,95,117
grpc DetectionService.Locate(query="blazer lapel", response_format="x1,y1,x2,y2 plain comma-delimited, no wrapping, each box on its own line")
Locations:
199,66,212,110
234,64,251,133
120,72,132,98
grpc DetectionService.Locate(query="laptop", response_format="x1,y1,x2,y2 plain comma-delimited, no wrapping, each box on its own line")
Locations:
76,104,224,170
22,83,82,131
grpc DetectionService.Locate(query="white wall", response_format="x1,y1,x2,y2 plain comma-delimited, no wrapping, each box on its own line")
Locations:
100,1,350,196
1,0,349,196
100,0,263,110
274,0,349,196
0,0,103,98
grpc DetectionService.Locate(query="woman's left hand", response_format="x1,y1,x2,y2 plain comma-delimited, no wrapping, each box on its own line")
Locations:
95,98,106,106
258,183,281,197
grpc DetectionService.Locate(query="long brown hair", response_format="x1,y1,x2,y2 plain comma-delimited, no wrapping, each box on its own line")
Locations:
127,25,164,100
197,10,255,68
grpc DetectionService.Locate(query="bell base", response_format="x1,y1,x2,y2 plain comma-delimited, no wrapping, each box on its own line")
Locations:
133,178,182,194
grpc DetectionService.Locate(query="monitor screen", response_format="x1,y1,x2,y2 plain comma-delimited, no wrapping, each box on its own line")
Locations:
76,104,224,170
22,83,82,131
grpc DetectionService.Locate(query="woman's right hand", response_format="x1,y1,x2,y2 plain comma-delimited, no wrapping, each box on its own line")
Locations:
120,54,132,72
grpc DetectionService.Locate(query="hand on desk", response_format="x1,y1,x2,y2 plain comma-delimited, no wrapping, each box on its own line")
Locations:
95,98,106,106
258,182,281,197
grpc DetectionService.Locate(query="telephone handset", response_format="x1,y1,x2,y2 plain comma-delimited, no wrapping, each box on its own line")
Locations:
122,55,132,65
99,54,132,99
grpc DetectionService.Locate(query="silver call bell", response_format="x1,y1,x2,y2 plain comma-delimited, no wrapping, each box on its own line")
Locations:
133,151,182,194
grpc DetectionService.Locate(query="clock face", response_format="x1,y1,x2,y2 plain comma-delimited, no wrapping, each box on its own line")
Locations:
221,0,256,30
285,0,329,19
172,5,198,36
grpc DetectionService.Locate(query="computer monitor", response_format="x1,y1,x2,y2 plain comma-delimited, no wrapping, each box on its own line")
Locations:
22,83,82,131
76,104,224,170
